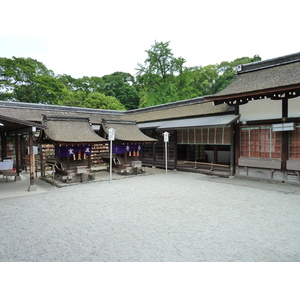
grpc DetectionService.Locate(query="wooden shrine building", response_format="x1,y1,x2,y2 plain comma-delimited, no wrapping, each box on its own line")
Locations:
38,115,108,182
205,52,300,183
0,114,46,190
1,51,300,188
100,119,157,174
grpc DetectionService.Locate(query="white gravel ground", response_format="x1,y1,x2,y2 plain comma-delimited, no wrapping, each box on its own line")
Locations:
1,168,300,262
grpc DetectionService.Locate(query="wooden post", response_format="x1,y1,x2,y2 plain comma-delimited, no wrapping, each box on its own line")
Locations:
20,134,25,171
1,132,7,159
213,145,218,164
40,144,45,177
281,97,289,180
28,130,37,191
88,152,91,169
14,134,21,179
230,124,235,177
173,130,177,170
153,142,156,167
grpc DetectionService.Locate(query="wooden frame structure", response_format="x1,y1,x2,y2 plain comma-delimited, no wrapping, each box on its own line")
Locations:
205,52,300,183
0,114,45,190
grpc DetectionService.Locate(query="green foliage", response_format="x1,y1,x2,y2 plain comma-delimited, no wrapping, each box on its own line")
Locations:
212,55,261,94
0,46,261,109
136,41,186,107
82,92,125,110
0,57,62,104
102,72,139,110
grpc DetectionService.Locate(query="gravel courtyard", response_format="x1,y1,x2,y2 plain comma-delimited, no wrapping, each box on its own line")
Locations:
1,168,300,262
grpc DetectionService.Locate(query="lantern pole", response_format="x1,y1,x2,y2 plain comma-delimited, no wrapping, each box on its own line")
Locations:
163,131,169,174
108,128,115,182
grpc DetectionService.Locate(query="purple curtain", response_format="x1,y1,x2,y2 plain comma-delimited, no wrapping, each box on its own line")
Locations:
112,144,142,154
57,145,92,158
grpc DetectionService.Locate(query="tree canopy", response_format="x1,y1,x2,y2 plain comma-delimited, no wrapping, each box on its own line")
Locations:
0,43,261,110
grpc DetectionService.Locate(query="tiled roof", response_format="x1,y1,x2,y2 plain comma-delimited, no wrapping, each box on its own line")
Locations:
206,52,300,100
101,119,157,142
0,101,122,123
43,116,107,144
122,101,230,123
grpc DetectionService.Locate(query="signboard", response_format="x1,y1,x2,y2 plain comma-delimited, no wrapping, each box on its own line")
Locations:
108,127,115,140
163,131,169,143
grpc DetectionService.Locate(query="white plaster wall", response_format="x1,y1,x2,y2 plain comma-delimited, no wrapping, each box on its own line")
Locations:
288,96,300,118
239,98,281,122
240,97,300,122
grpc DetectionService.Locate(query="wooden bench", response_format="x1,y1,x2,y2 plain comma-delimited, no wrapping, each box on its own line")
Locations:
1,169,18,182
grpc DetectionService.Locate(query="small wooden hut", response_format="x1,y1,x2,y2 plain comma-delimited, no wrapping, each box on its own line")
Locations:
38,115,107,182
100,119,157,174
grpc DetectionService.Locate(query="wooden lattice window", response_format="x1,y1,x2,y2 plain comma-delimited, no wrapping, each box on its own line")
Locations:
289,125,300,159
240,126,281,159
177,127,231,145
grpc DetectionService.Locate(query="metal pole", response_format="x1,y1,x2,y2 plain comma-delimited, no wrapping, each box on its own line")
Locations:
110,139,112,182
165,141,168,174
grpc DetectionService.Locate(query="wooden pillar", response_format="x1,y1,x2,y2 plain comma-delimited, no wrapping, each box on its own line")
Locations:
153,142,156,167
213,145,218,164
88,151,91,169
28,130,37,191
235,102,240,115
230,124,235,177
14,134,21,178
173,130,178,169
1,133,7,159
281,97,289,178
20,134,25,171
39,144,45,177
282,98,288,120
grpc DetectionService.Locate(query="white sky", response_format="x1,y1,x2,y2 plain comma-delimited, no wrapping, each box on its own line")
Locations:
1,0,299,78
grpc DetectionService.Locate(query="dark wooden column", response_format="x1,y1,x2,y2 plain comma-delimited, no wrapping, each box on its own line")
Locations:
173,131,178,169
28,130,37,191
20,134,25,171
152,142,156,167
230,124,235,177
281,97,289,178
14,134,21,177
1,133,7,159
213,145,218,163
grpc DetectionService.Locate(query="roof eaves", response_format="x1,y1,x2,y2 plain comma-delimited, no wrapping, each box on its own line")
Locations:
237,52,300,74
0,114,46,129
125,97,205,115
0,101,125,116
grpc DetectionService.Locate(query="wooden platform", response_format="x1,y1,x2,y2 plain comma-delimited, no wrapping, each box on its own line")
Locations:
176,161,230,177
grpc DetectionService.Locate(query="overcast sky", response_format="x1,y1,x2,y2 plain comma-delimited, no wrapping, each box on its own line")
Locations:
1,0,299,78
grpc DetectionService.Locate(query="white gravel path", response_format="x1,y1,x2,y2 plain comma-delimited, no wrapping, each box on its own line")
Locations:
1,169,300,261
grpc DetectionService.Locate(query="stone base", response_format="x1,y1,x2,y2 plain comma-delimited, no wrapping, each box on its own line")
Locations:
28,184,37,191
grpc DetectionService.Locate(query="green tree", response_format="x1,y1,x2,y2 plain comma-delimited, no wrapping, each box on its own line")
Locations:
212,55,261,93
179,65,219,98
0,57,60,103
136,41,186,107
102,72,139,109
82,92,125,110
